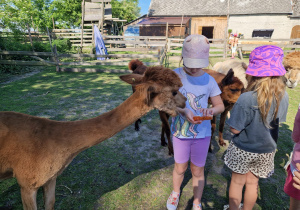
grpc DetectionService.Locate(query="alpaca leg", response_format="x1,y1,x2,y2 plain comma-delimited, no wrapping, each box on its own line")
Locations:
159,111,173,155
160,123,167,146
208,116,217,152
20,186,38,210
43,178,56,210
134,119,142,131
218,109,229,146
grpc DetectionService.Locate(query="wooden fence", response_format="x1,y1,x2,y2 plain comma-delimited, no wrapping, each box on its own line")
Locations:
1,34,299,73
0,39,167,73
166,38,300,60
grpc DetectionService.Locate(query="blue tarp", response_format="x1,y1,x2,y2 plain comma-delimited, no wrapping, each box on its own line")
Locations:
94,25,108,60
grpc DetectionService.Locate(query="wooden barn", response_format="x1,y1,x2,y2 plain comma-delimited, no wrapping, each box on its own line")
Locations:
138,17,190,38
146,0,300,39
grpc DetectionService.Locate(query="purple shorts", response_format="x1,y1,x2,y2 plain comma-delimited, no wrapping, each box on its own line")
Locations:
173,136,210,167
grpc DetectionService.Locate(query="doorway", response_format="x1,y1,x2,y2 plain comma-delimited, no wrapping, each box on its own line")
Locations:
202,26,214,39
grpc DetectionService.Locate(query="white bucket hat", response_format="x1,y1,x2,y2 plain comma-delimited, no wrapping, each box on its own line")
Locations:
182,34,210,68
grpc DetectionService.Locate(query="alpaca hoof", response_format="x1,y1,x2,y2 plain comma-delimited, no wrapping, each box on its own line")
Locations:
135,126,140,131
161,141,167,146
219,141,226,147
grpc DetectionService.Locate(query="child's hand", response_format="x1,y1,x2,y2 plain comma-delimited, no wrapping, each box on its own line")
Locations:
200,108,214,116
293,163,300,190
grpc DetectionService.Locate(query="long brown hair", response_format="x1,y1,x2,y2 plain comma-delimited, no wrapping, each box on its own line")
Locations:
246,76,286,128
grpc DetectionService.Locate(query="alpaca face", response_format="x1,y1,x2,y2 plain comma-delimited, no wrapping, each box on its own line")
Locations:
221,83,244,104
150,86,186,117
284,68,300,89
120,66,186,116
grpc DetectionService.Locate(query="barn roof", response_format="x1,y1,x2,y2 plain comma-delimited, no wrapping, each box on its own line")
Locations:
148,0,293,16
138,17,190,25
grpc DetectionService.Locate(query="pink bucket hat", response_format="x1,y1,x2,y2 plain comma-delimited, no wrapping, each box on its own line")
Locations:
246,45,286,77
182,34,210,68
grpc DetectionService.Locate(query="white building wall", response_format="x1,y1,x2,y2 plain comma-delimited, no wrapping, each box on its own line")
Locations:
228,14,300,39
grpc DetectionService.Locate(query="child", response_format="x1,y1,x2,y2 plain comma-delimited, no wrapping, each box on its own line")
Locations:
166,34,225,210
284,105,300,209
224,45,289,210
230,33,239,59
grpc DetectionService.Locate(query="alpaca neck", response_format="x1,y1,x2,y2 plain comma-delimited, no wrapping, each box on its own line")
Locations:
62,91,151,151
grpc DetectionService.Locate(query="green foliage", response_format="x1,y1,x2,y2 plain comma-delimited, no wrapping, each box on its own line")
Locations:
111,0,140,22
52,39,72,52
0,0,52,33
50,0,82,29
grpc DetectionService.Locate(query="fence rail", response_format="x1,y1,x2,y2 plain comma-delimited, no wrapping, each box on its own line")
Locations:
1,32,299,73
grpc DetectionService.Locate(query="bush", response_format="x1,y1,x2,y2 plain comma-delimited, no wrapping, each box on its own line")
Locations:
52,39,72,53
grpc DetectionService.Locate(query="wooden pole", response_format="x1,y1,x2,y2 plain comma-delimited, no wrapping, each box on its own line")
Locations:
179,14,184,38
27,24,34,52
52,16,55,29
46,27,53,54
81,0,85,53
101,0,104,34
166,22,169,38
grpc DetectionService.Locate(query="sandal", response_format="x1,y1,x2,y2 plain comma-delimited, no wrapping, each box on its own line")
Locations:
166,191,180,210
223,203,243,210
193,203,202,210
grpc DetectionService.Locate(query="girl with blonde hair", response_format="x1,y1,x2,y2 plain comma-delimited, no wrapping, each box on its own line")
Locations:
223,45,289,210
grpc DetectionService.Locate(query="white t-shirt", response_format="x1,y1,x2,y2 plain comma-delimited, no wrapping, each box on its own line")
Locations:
171,67,222,139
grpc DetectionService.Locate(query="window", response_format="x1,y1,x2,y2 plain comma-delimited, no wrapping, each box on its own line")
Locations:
252,29,274,38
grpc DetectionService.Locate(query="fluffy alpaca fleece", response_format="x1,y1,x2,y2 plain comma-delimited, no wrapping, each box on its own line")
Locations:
283,51,300,88
213,59,249,88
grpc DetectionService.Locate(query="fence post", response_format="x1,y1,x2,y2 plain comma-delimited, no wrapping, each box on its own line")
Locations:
47,27,53,54
53,45,60,72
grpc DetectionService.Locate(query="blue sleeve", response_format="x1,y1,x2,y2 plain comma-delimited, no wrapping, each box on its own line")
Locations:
227,102,251,132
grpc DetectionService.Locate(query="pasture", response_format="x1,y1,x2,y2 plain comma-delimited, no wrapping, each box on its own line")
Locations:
0,58,299,209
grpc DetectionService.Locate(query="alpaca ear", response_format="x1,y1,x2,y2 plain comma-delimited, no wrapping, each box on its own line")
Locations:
119,74,143,85
146,86,158,106
242,62,248,70
222,68,234,86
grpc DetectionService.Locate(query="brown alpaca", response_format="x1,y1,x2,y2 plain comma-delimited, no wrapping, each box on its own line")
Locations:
128,59,174,155
0,66,186,210
159,69,244,154
202,69,244,152
283,51,300,88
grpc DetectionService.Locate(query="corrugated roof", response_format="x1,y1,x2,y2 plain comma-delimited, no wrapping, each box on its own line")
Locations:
138,17,190,25
148,0,293,16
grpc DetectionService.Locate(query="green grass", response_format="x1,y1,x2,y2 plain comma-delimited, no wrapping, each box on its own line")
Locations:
0,60,299,209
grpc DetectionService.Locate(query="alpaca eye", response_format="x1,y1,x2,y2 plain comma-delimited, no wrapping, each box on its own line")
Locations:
172,91,177,96
230,89,239,92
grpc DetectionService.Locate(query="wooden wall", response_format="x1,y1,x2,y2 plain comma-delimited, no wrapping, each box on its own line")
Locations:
140,25,187,38
190,17,227,39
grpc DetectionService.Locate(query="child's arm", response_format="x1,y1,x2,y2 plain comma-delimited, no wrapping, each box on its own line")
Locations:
293,163,300,190
230,127,240,134
206,95,225,116
292,108,300,143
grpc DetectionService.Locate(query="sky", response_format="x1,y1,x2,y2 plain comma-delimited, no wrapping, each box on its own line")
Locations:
138,0,151,16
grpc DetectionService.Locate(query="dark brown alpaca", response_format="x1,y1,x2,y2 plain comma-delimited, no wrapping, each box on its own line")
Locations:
128,59,174,155
0,66,186,210
202,69,244,152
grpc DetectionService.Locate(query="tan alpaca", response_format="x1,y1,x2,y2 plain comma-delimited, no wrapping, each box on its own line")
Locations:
283,51,300,88
0,66,186,210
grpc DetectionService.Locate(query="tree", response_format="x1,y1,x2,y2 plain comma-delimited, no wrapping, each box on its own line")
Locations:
111,0,140,23
50,0,82,29
0,0,52,33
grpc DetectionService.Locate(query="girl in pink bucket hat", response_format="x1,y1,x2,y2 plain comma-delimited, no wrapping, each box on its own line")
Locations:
166,34,225,210
223,45,289,210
